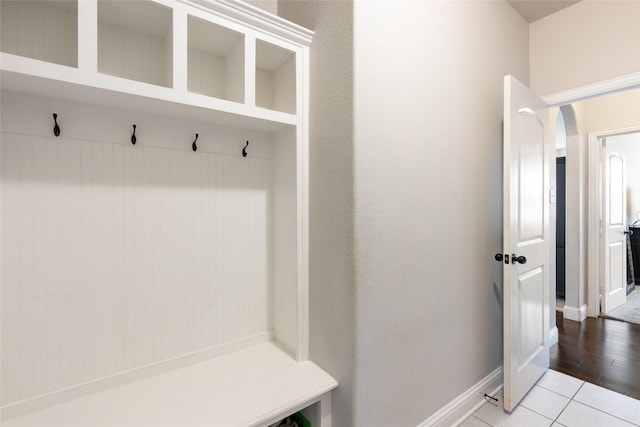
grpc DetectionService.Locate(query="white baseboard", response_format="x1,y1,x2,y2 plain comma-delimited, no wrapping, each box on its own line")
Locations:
549,326,559,346
563,304,588,322
418,367,503,427
1,332,273,421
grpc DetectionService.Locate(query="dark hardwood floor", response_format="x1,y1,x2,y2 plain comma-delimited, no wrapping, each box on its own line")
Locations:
550,311,640,400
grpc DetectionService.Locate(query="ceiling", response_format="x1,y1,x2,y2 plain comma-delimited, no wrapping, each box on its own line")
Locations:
507,0,582,23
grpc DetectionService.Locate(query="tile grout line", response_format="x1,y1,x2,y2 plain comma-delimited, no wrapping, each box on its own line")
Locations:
533,382,582,400
568,399,640,426
549,381,583,426
521,375,585,425
470,373,640,427
563,381,640,427
518,405,559,425
470,415,492,426
573,382,640,425
549,391,574,425
570,381,585,400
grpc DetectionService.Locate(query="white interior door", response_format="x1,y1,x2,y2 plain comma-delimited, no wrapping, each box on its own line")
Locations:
602,148,627,313
503,75,550,412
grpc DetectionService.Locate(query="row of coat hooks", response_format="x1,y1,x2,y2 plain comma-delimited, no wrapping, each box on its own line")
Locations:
52,113,250,158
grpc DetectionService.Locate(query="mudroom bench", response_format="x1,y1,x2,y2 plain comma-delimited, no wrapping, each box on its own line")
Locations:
0,0,335,426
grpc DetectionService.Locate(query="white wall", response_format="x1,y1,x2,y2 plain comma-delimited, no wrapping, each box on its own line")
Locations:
276,2,356,425
563,103,588,311
244,0,277,15
352,2,528,424
530,0,640,96
607,133,640,225
282,1,529,425
584,88,640,133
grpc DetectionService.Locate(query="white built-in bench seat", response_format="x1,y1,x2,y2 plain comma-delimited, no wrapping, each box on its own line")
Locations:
2,343,336,427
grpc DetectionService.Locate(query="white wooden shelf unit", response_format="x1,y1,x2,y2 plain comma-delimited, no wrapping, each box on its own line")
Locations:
0,1,336,426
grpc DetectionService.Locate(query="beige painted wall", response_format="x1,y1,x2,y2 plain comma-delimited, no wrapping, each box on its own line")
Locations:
352,3,528,423
282,1,529,425
243,0,277,15
276,2,356,425
585,88,640,133
280,0,639,424
530,0,640,96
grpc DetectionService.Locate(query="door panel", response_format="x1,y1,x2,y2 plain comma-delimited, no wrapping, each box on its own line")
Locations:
503,75,550,412
602,151,627,312
518,111,545,242
518,267,544,370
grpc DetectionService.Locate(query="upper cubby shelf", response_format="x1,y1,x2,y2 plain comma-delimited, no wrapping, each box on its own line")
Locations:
256,39,296,114
188,15,244,102
0,0,313,129
0,0,78,68
98,0,173,88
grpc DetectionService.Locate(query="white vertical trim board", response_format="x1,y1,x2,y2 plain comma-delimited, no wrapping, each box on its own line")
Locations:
0,92,283,409
549,326,559,346
417,367,503,427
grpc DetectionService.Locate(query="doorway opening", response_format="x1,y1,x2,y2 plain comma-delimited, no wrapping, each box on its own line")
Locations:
550,87,640,326
549,102,640,401
589,129,640,324
555,111,566,313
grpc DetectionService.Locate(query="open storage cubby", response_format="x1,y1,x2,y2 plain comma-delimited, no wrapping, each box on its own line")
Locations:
98,0,173,88
256,39,297,114
0,0,78,68
188,15,244,102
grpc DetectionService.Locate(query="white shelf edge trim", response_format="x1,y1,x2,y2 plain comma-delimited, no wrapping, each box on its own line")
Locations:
417,367,503,427
1,332,274,422
0,53,299,129
541,72,640,106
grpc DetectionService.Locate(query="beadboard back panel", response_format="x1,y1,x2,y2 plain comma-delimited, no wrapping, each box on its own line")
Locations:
98,21,172,88
0,1,78,68
1,93,277,406
97,0,173,88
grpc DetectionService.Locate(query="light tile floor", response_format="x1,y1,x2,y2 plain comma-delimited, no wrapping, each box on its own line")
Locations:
460,370,640,427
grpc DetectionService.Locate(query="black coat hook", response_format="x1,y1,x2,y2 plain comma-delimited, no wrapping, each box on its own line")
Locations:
52,113,60,137
242,140,249,157
131,124,137,145
192,133,199,152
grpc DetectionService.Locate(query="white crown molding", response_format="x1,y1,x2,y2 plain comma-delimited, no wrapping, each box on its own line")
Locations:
184,0,314,46
542,72,640,106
